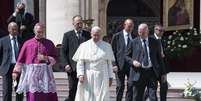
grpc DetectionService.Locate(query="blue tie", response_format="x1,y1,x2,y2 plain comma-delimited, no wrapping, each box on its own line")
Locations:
143,39,149,66
13,37,19,60
77,31,82,44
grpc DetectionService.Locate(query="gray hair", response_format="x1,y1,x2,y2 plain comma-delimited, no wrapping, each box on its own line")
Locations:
91,26,101,33
72,15,82,22
138,23,148,32
8,22,18,29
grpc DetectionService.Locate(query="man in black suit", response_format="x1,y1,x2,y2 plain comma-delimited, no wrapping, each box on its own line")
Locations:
126,23,166,101
143,24,169,101
7,2,35,44
0,22,23,101
61,15,91,101
111,19,135,101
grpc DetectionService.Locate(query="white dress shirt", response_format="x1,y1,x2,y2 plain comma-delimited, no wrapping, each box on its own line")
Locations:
74,30,83,38
123,30,132,46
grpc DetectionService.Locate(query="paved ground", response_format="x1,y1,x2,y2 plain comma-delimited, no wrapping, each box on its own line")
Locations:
0,72,199,101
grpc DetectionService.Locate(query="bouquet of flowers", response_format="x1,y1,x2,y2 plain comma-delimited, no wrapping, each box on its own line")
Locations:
163,28,201,59
183,79,201,101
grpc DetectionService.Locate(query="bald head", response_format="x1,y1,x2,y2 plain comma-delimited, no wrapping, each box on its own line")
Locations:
8,22,18,36
34,23,45,39
91,26,102,42
124,19,134,33
138,23,149,39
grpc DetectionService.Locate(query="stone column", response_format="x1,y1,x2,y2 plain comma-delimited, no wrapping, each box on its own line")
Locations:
99,0,109,35
46,0,80,45
91,0,99,27
90,0,109,35
80,0,86,19
39,0,46,35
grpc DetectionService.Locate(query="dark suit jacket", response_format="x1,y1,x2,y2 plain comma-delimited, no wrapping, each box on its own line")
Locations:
61,30,91,71
0,35,21,76
7,12,35,32
111,31,136,70
126,37,165,82
7,13,35,43
150,34,169,74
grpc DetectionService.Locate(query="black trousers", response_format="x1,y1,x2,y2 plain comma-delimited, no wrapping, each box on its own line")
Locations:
115,66,130,101
127,68,158,101
143,76,168,101
2,64,24,101
66,71,78,101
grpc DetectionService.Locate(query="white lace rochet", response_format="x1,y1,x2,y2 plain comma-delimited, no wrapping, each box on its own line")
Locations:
16,63,57,94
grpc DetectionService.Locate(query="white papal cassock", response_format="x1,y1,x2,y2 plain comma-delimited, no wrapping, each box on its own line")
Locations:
72,39,115,101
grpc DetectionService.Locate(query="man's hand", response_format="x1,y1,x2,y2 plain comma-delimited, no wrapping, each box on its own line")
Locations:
12,73,18,80
109,78,113,87
65,65,72,72
37,54,46,61
133,60,141,68
20,25,26,31
161,74,167,83
14,3,22,15
161,52,165,58
79,75,84,83
14,5,20,14
112,66,118,73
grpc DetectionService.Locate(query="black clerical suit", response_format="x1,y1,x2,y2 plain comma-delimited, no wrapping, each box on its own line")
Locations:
61,30,91,101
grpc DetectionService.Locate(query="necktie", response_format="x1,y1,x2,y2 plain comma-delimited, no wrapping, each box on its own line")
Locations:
77,31,82,44
127,34,130,47
13,37,19,60
77,31,81,39
143,39,149,66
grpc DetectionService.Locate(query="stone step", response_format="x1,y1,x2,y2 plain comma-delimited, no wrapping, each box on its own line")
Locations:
0,96,194,101
0,90,192,100
0,89,185,99
0,73,196,101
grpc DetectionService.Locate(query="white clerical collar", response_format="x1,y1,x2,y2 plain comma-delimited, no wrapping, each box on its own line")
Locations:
154,33,161,39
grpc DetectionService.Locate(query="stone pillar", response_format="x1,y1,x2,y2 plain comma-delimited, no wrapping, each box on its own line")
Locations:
99,0,109,35
46,0,80,45
91,0,99,27
90,0,109,35
80,0,91,19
